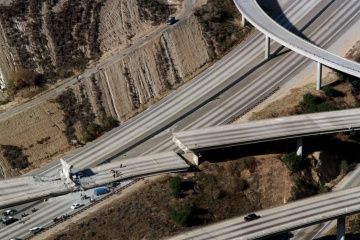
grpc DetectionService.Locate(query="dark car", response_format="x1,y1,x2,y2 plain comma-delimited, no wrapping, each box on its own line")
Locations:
1,216,18,225
3,209,17,216
166,16,176,25
244,213,260,221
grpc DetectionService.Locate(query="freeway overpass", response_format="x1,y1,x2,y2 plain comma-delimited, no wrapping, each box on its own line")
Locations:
2,0,360,238
236,0,360,90
0,152,188,209
173,108,360,165
168,185,360,240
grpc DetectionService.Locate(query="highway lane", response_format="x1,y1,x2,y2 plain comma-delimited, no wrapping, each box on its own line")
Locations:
35,0,323,177
293,165,360,239
80,152,189,188
0,152,188,210
168,186,360,240
2,0,359,238
0,184,129,240
172,108,360,153
124,0,360,158
235,0,360,78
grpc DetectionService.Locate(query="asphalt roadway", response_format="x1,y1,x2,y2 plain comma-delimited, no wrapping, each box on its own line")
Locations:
1,0,359,239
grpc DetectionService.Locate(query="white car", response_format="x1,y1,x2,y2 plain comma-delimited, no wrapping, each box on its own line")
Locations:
70,203,84,210
29,226,43,234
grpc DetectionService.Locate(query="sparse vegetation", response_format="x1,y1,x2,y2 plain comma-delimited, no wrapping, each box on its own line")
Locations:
298,93,337,114
282,152,302,172
7,68,45,95
1,145,29,170
138,0,175,25
195,0,251,59
170,202,196,226
169,176,182,198
56,88,119,143
0,0,105,82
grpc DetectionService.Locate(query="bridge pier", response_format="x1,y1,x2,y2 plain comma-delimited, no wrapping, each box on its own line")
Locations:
241,15,247,27
317,62,322,90
337,216,345,240
265,35,270,59
296,138,303,158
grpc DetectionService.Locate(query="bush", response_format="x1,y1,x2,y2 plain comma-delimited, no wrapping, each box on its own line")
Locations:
237,179,249,191
101,116,119,131
194,0,247,58
7,68,44,95
169,176,182,198
299,93,337,113
170,203,195,226
1,145,29,169
282,152,302,172
322,85,338,97
82,122,103,142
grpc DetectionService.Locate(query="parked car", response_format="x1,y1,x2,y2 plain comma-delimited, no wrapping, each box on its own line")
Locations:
70,203,84,210
29,226,43,234
244,213,260,221
166,16,176,25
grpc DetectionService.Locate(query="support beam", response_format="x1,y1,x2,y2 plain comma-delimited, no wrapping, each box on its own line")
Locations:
337,217,345,240
241,15,246,27
265,35,270,59
317,62,322,90
296,137,303,158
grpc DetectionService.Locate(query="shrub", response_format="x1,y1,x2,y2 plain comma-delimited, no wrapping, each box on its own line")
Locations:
194,0,247,58
237,179,249,191
170,203,195,226
169,176,182,198
299,93,337,113
1,145,29,169
322,85,337,97
7,68,44,95
101,116,119,131
282,152,302,172
82,122,103,142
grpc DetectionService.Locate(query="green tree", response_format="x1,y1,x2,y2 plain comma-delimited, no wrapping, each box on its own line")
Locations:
101,116,119,131
282,152,302,172
82,122,102,142
169,176,182,198
170,203,195,226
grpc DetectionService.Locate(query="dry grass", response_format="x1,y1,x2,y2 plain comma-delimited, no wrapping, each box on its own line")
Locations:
48,155,292,240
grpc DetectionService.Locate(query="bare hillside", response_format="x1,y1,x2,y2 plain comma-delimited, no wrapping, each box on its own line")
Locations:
0,0,249,177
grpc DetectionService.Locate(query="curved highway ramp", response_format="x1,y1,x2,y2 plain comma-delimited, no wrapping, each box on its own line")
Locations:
235,0,360,89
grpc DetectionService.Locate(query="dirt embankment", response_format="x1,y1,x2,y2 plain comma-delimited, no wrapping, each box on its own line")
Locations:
0,0,248,177
45,155,293,240
0,0,179,92
93,14,210,120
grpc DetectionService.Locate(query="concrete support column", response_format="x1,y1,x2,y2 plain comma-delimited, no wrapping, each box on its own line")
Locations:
317,62,322,90
265,35,270,59
241,15,247,27
296,138,303,158
337,217,346,240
